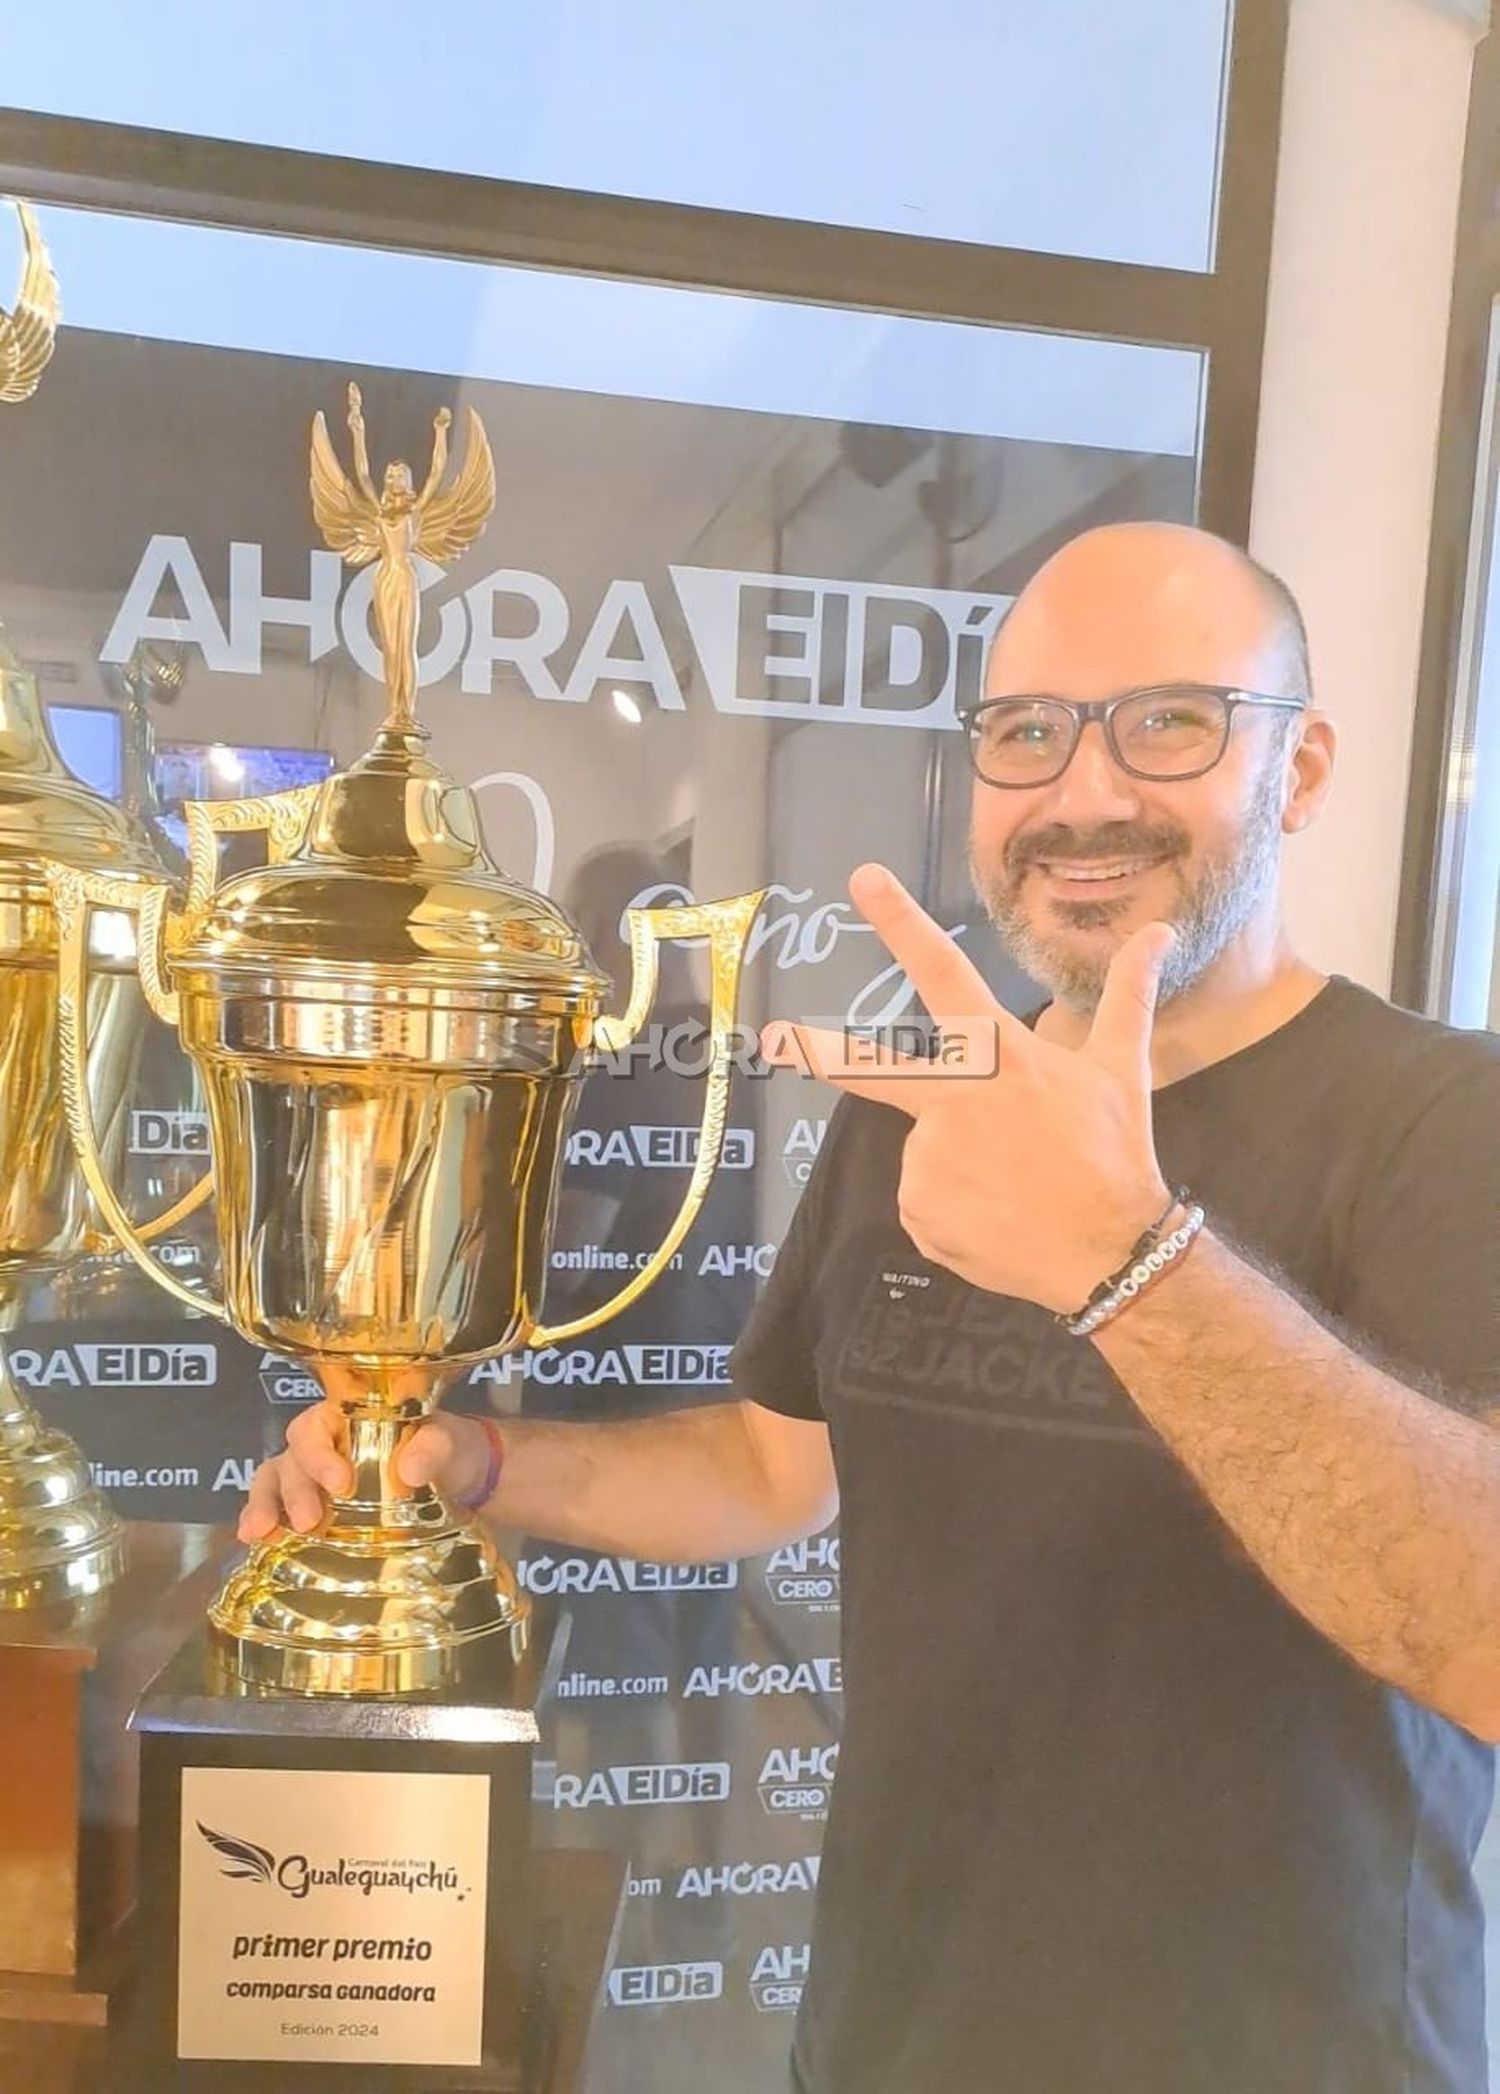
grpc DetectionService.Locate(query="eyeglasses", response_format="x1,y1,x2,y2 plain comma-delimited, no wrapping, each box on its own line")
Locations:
957,684,1308,789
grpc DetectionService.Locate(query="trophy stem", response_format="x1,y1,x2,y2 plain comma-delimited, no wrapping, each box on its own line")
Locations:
207,1361,530,1697
327,1384,437,1540
0,1275,127,1610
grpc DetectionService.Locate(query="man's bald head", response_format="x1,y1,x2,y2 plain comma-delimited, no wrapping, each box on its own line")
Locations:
967,521,1324,1014
986,521,1311,708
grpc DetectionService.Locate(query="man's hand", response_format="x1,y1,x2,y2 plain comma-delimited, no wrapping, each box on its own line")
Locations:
237,1404,494,1543
766,863,1176,1316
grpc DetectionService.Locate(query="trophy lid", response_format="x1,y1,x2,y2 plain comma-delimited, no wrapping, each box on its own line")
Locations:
174,725,610,1005
175,387,608,1013
0,631,162,891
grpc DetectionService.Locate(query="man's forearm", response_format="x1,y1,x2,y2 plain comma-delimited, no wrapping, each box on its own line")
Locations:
482,1402,815,1565
1091,1228,1500,1740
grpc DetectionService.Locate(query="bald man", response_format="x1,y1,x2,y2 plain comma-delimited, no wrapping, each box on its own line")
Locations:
244,523,1500,2093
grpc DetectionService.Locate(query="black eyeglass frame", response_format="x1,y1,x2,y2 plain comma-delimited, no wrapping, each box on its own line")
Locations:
956,684,1309,788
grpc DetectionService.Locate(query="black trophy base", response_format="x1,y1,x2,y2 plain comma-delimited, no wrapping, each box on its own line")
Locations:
109,1608,578,2093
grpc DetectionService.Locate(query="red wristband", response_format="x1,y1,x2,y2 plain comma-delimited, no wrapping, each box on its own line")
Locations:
455,1417,506,1512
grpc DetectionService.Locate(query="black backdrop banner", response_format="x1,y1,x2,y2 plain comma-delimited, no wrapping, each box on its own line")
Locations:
0,304,1193,2090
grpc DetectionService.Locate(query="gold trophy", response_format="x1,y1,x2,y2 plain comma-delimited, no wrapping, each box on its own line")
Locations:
0,623,150,1608
43,383,762,1694
0,200,182,1609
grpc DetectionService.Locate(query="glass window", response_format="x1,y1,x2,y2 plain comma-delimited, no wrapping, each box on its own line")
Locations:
0,202,1203,2093
4,0,1233,270
45,700,121,798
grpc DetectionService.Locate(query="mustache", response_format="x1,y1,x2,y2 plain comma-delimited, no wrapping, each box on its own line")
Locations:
1004,823,1186,873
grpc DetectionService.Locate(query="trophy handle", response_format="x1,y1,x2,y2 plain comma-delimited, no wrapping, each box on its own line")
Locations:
42,784,322,1321
527,887,765,1347
181,781,323,905
47,866,226,1318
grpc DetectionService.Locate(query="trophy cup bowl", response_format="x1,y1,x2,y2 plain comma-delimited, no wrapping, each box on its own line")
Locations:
40,385,765,1695
46,728,761,1695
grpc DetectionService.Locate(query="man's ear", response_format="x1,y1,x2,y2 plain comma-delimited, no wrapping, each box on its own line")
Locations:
1282,711,1336,833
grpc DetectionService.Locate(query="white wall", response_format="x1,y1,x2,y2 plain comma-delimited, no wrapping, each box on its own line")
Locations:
1250,0,1481,996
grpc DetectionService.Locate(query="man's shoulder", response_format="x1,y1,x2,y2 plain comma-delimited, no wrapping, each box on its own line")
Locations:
1323,976,1500,1100
1306,984,1500,1236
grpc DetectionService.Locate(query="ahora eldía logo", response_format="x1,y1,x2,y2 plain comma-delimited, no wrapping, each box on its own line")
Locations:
7,1342,216,1389
104,537,1004,731
565,1124,754,1170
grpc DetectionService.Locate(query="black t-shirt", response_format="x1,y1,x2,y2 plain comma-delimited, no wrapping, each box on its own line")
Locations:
732,976,1500,2094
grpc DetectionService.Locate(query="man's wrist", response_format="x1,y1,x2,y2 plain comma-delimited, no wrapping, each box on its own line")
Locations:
1058,1191,1204,1338
1047,1178,1177,1317
454,1416,507,1512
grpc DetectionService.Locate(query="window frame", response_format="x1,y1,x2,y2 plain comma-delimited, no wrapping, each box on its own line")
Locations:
1397,23,1500,1017
0,0,1286,552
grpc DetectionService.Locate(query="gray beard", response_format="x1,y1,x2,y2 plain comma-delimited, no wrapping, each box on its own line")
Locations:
970,756,1287,1014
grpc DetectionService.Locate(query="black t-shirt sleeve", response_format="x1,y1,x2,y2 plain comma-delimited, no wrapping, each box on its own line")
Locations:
1335,1044,1500,1417
728,1099,853,1422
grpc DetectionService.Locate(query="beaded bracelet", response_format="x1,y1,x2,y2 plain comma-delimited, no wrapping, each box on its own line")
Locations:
454,1416,507,1512
1058,1198,1206,1339
1053,1184,1184,1328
